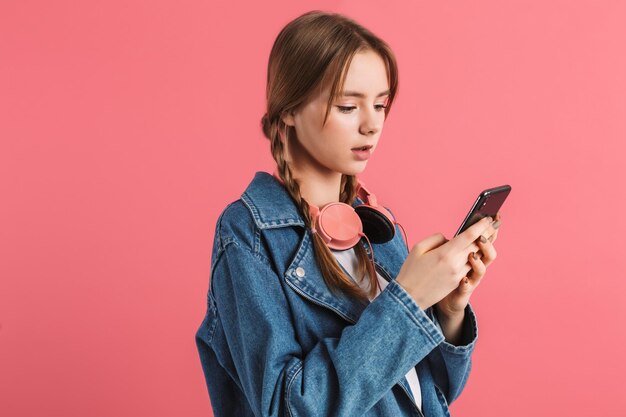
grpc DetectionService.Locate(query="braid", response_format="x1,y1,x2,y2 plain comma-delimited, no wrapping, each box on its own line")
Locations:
263,115,378,302
275,129,315,230
343,173,379,300
339,174,357,203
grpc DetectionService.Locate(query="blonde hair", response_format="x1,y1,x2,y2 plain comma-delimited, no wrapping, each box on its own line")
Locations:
260,10,399,303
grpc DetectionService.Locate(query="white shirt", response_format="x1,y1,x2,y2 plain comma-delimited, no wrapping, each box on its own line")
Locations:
330,247,423,411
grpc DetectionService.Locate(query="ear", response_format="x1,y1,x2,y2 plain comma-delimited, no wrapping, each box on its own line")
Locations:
281,110,295,127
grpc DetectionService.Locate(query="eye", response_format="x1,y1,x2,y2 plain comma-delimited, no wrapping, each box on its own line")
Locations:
336,106,356,113
336,104,388,113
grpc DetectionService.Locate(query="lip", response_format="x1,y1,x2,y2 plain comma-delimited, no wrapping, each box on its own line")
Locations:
351,147,372,161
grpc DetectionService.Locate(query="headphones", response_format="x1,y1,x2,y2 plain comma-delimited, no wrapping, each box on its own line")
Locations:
271,169,409,253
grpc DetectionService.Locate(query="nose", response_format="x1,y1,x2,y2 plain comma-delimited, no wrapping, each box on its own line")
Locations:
359,106,382,136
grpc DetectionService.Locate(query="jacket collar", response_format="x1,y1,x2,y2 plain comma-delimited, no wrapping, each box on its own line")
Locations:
239,171,417,401
239,170,406,321
241,171,364,230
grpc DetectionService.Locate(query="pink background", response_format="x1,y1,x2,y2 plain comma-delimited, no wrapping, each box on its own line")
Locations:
1,1,624,416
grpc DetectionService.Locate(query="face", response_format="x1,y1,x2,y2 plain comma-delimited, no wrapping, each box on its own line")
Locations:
282,49,390,177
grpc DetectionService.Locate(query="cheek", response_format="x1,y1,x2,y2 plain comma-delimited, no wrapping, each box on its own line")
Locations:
323,113,357,134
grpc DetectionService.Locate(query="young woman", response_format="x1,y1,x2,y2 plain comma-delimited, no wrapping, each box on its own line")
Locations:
196,10,501,417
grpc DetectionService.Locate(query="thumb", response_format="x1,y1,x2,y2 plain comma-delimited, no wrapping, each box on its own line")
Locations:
459,277,472,293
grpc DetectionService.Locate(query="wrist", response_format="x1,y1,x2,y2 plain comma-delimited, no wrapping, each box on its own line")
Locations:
434,304,466,345
395,277,430,310
435,303,465,323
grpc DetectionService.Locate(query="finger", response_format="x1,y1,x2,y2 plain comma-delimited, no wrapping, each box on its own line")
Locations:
488,229,498,243
486,218,502,243
459,242,480,270
476,236,497,267
459,275,474,293
455,216,494,250
467,251,486,285
476,217,501,244
460,262,472,283
412,232,448,256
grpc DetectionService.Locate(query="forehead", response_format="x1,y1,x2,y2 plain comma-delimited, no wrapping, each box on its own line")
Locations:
311,51,390,104
339,50,389,95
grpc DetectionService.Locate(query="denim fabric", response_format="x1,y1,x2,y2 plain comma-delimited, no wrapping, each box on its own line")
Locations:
195,171,479,417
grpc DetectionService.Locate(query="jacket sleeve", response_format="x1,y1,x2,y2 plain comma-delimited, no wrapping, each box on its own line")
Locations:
208,239,446,417
427,302,478,404
383,203,478,405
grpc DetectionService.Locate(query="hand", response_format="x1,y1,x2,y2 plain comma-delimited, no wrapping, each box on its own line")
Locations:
435,212,502,318
395,215,496,311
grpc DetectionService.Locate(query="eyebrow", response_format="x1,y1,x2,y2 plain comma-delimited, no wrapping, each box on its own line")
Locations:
340,89,391,98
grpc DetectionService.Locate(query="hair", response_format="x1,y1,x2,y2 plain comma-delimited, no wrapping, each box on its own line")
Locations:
261,10,399,304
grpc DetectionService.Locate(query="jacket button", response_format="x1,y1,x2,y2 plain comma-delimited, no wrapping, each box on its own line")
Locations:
295,267,305,277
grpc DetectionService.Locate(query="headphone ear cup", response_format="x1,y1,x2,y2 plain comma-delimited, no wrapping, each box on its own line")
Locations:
354,205,395,244
316,202,364,250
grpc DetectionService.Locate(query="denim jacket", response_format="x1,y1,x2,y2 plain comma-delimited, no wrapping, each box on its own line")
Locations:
195,171,479,417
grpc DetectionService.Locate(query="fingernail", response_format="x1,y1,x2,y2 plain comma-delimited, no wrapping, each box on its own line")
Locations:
492,220,501,229
486,216,493,223
464,277,470,284
479,235,487,243
472,252,478,260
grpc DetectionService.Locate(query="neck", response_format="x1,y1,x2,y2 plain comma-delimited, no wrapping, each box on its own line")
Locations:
274,166,344,208
292,168,343,208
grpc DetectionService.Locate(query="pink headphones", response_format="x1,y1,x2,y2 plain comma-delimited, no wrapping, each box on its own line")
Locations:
271,169,409,253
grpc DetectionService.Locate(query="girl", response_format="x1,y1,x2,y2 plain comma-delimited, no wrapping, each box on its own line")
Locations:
196,10,501,417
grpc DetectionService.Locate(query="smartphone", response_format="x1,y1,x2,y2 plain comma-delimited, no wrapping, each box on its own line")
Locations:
454,184,511,236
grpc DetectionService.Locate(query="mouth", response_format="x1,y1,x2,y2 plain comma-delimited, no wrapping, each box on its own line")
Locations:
351,145,373,161
351,145,373,151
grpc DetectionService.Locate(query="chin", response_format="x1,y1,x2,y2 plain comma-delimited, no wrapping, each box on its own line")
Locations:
340,164,368,177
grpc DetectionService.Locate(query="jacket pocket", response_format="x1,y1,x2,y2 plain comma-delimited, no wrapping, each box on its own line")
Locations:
434,384,452,417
